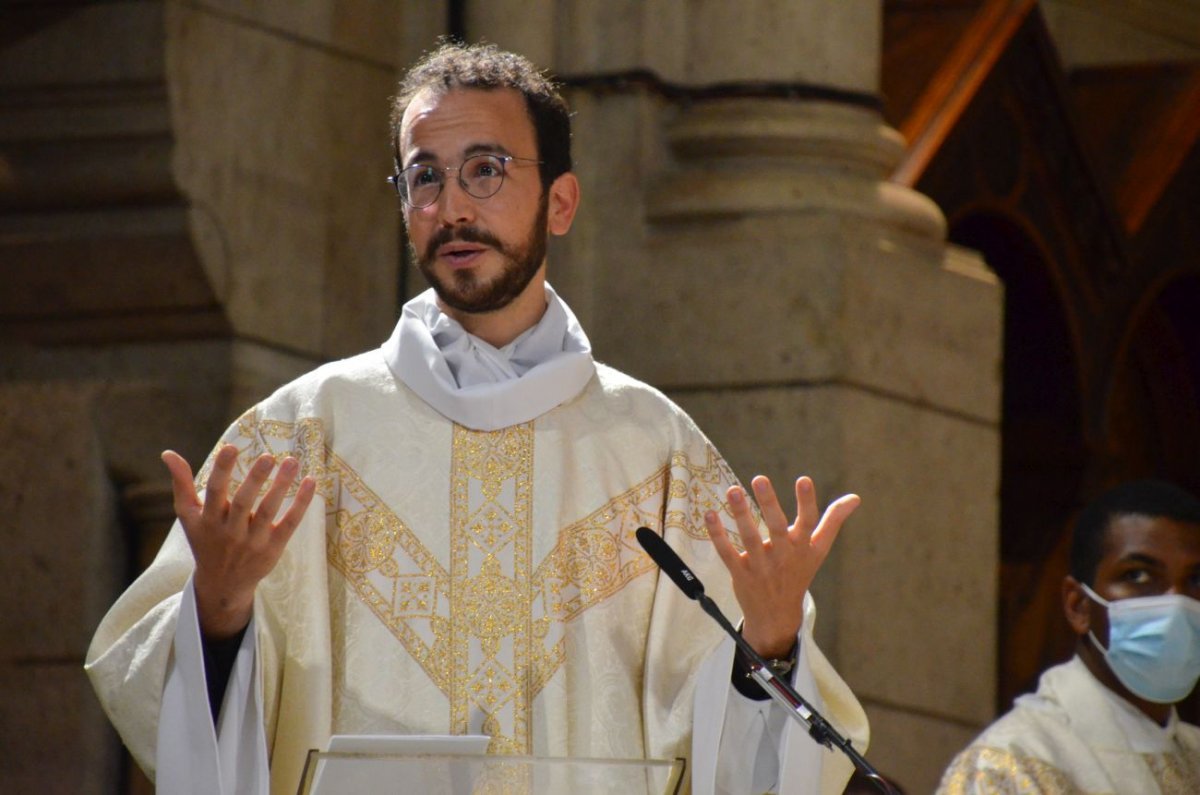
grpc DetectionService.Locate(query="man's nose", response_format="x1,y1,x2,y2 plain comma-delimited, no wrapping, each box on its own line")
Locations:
436,174,476,226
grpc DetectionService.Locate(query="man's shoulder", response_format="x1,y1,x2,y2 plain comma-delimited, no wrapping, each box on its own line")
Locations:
968,697,1072,751
1178,718,1200,750
592,361,665,397
262,348,395,408
229,348,408,432
937,702,1084,794
589,362,694,421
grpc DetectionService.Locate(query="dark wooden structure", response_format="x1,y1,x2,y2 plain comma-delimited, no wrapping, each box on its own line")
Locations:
886,0,1200,713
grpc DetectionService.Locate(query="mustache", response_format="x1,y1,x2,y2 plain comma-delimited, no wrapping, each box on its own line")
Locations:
423,225,505,261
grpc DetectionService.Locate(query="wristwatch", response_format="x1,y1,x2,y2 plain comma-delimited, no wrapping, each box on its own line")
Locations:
734,639,798,681
762,652,796,678
732,639,798,700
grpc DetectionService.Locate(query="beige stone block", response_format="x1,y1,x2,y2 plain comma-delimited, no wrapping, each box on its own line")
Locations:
836,389,998,725
466,0,557,70
0,663,122,794
103,348,233,472
557,0,688,75
668,384,998,724
231,339,325,413
0,340,234,478
184,1,403,66
166,8,400,360
0,385,125,658
841,232,1002,424
552,91,669,331
398,4,451,65
668,385,849,508
599,214,847,389
0,2,165,87
680,0,880,90
658,100,907,179
601,215,1000,422
857,701,982,795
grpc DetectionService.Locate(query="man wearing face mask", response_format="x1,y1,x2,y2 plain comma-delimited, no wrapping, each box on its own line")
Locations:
937,479,1200,793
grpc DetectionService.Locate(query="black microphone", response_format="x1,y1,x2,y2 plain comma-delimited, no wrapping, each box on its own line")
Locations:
635,526,705,600
635,526,898,795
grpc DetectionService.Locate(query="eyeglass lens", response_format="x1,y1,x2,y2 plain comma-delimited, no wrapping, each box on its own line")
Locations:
400,154,507,207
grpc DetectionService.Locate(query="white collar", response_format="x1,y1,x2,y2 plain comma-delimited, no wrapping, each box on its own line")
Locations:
1046,656,1181,753
381,282,596,431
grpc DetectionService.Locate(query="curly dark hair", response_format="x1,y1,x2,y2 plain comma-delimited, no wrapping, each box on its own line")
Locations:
1070,479,1200,585
391,41,572,192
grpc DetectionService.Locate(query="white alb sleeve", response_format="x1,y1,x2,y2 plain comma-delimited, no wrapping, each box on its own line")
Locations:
691,635,828,795
156,575,269,795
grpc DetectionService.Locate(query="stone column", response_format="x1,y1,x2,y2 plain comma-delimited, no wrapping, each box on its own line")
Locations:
470,1,1002,791
164,1,409,405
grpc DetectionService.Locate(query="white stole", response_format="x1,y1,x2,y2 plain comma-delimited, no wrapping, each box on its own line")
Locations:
381,282,596,430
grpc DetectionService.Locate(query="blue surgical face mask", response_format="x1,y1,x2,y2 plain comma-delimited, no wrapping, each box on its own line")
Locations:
1081,583,1200,704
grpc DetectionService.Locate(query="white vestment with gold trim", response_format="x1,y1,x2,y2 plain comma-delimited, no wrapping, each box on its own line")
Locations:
937,656,1200,794
87,289,866,795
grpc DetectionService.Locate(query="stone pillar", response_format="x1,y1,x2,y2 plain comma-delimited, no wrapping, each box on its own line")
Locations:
468,1,1002,791
163,1,409,403
641,106,1000,795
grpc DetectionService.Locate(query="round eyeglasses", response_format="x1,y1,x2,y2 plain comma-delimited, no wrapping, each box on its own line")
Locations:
387,153,543,208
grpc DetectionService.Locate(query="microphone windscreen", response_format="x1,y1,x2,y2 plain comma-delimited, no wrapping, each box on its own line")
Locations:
635,527,705,600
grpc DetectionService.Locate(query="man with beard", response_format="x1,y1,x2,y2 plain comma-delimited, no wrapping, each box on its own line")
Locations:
86,42,867,795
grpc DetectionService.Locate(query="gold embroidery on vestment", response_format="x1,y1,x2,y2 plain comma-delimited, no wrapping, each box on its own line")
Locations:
203,410,739,756
1145,749,1200,795
449,424,535,753
939,746,1087,793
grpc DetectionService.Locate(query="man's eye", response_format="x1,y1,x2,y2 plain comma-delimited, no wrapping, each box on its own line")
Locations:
412,169,440,186
467,157,503,179
1121,569,1152,585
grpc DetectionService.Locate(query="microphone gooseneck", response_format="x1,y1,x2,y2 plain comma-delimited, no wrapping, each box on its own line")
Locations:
635,526,898,795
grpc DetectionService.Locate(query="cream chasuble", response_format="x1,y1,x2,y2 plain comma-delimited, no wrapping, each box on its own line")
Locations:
86,288,867,795
938,656,1200,794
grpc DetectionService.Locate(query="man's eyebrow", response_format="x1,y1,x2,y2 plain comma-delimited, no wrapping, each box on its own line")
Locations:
404,148,438,167
1115,552,1165,568
403,143,515,168
463,142,514,158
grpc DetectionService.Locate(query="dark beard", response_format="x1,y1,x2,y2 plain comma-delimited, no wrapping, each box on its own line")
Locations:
413,196,549,315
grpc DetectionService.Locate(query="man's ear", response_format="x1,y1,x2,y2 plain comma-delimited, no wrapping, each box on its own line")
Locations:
1062,575,1092,635
546,172,580,236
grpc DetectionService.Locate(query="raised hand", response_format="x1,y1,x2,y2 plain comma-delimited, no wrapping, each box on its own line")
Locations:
162,444,317,638
705,475,859,658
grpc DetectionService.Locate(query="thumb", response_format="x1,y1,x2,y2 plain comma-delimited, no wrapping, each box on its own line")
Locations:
161,450,202,512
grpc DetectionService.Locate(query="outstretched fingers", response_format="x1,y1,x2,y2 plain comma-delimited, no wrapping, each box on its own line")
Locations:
200,444,240,524
249,457,300,531
704,509,742,571
162,449,202,519
271,475,317,550
809,492,861,558
251,457,318,549
751,476,790,543
727,485,766,553
229,453,276,526
793,476,821,536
